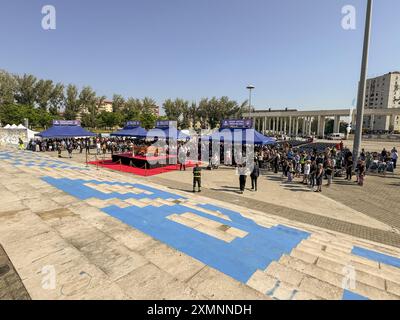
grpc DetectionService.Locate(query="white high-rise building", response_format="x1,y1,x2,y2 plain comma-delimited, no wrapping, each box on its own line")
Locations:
363,71,400,132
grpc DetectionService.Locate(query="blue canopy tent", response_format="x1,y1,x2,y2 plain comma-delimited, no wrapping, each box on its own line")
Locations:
205,128,276,145
146,127,190,140
146,121,190,140
36,121,96,139
110,125,148,138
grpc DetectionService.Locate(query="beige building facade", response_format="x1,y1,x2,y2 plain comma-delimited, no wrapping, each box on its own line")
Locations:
364,71,400,132
98,100,113,113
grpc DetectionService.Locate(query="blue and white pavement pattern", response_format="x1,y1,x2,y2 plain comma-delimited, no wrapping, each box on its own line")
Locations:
2,151,399,300
0,151,87,170
41,176,400,300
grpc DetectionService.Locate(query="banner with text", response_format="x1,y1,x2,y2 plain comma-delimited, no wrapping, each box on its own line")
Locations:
220,119,253,129
53,120,81,126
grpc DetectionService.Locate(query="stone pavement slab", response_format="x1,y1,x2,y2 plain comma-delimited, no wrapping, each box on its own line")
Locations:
1,148,400,300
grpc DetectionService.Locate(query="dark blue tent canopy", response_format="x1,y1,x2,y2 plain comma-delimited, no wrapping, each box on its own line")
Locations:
37,125,96,138
110,125,148,137
204,128,276,145
146,127,190,140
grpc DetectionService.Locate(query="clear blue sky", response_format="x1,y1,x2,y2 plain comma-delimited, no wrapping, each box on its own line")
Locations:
0,0,399,111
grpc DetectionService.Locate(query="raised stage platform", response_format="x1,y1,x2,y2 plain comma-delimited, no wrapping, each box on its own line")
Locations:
111,153,177,169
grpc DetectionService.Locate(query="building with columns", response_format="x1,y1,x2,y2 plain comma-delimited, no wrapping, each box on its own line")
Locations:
243,108,400,138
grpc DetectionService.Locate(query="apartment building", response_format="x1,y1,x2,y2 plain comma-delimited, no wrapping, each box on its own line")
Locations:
364,71,400,132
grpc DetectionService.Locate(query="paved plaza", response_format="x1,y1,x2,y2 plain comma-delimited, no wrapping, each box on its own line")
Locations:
1,147,400,300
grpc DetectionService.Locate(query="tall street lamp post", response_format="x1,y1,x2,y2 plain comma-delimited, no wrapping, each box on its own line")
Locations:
353,0,373,164
246,85,255,125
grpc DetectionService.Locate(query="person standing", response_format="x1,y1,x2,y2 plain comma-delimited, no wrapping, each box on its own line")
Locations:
179,145,187,171
193,163,202,192
358,160,366,186
238,164,247,194
57,142,62,158
67,142,73,159
18,138,24,150
325,159,333,187
315,163,324,193
250,161,260,192
96,140,101,155
303,160,311,185
287,162,294,183
85,139,90,154
391,147,398,170
309,160,317,189
273,152,280,174
345,155,353,181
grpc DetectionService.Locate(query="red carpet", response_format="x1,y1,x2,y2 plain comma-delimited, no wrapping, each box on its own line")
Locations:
88,160,197,176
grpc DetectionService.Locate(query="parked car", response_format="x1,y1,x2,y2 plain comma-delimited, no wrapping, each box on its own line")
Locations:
327,133,345,140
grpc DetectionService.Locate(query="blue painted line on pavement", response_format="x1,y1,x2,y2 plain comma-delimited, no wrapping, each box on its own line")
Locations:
342,290,369,300
352,246,400,269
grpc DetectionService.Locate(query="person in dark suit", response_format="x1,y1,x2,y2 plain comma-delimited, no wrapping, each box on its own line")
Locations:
250,160,260,192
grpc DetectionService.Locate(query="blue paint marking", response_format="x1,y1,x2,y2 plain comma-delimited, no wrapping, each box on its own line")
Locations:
42,177,310,284
0,152,89,170
41,177,184,201
342,290,369,300
352,247,400,269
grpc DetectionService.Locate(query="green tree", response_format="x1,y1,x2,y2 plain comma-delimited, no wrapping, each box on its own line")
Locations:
196,97,247,129
142,97,157,110
97,111,122,130
35,79,54,110
49,83,65,116
15,74,37,106
124,98,142,121
36,108,54,128
140,108,157,130
0,70,17,105
64,84,79,120
78,86,97,127
188,102,198,128
163,98,182,120
112,94,125,113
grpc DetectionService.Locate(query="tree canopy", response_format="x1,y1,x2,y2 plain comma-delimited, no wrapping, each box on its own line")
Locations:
0,69,248,130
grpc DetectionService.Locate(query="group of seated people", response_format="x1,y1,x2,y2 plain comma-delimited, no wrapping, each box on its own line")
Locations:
365,148,397,174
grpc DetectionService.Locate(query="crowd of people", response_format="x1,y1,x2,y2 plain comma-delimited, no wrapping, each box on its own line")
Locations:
26,136,398,194
204,140,398,193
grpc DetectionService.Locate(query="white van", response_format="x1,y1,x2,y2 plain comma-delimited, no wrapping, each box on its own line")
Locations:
327,133,345,140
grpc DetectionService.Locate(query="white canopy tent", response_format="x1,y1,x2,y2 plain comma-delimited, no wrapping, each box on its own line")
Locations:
0,124,39,146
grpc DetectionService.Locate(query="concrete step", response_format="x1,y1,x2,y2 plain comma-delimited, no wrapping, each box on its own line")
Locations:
246,269,324,300
296,240,400,285
293,247,400,287
297,240,381,268
279,255,400,300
